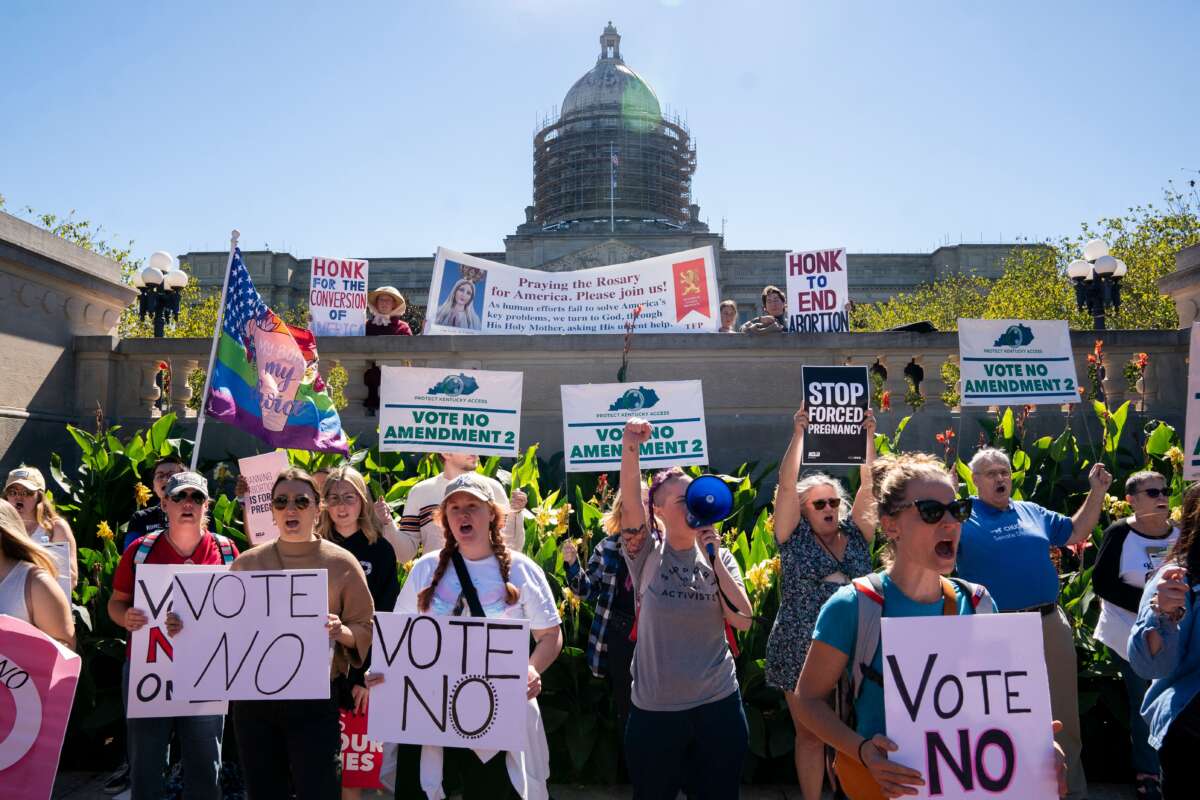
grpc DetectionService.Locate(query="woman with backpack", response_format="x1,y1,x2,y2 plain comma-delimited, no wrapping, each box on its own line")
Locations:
793,453,997,799
1128,482,1200,798
618,418,753,799
766,406,877,800
380,472,563,799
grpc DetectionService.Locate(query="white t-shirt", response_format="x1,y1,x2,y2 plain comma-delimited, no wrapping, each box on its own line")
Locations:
1095,526,1179,657
398,474,524,561
396,549,561,629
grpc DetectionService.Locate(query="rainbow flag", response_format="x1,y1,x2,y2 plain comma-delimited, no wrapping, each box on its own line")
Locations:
205,248,349,454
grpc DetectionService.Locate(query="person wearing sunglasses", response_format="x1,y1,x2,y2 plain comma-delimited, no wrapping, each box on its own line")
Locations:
193,467,374,800
955,447,1111,800
4,466,77,589
794,453,1031,799
1093,471,1177,800
315,465,400,800
122,455,186,552
108,471,238,800
765,405,877,800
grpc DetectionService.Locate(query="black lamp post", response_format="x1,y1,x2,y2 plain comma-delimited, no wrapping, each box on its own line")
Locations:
1066,239,1126,331
132,251,189,337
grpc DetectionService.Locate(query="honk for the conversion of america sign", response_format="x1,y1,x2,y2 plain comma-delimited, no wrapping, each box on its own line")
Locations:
560,381,709,472
379,366,523,457
958,319,1080,407
422,246,719,334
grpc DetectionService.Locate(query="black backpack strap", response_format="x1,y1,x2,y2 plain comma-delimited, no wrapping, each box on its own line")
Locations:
450,550,486,618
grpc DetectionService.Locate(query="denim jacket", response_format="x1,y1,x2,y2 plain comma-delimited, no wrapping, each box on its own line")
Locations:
1128,563,1200,749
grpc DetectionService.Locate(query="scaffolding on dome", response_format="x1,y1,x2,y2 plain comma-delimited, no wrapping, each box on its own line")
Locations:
531,106,697,227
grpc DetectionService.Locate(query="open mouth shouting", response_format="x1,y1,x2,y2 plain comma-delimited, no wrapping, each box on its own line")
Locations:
934,537,958,560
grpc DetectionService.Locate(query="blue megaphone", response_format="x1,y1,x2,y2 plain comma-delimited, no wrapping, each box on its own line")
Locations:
685,475,735,559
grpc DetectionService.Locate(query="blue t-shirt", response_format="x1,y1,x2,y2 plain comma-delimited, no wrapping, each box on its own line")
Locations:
956,498,1073,611
812,574,996,740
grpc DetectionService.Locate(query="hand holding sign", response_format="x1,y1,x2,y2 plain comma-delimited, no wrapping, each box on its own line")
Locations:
793,406,809,436
860,734,925,797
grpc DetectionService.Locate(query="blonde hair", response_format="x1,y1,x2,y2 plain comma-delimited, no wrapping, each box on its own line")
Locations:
600,487,660,536
0,500,58,577
419,493,517,612
271,467,320,499
316,466,383,544
872,452,955,564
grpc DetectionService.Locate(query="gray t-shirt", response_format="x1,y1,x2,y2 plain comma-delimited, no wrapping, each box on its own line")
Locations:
626,538,744,711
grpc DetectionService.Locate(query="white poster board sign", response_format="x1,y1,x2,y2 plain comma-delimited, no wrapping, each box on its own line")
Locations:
958,319,1080,407
367,612,530,751
237,451,290,545
784,248,850,332
171,569,331,701
423,246,720,335
310,257,369,337
560,381,708,473
1185,322,1200,480
127,564,228,718
881,613,1058,800
379,366,523,457
41,541,71,601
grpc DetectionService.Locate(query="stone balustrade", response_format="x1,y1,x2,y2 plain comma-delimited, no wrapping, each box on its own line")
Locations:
73,330,1189,470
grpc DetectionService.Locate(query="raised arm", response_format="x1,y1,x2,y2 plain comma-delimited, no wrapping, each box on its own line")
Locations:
851,408,878,543
1067,463,1113,546
619,419,653,581
773,407,808,545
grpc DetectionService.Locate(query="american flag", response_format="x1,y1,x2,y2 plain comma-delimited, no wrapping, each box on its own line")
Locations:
222,248,268,344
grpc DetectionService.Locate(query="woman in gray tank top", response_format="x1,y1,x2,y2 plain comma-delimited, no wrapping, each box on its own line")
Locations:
617,418,753,799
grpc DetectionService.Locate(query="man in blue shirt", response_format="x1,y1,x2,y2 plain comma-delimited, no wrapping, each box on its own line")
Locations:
957,447,1110,800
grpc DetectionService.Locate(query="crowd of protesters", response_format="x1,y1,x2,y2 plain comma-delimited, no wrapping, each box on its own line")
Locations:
8,380,1200,800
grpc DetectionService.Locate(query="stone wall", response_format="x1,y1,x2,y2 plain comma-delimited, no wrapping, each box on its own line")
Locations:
0,211,136,474
79,330,1187,476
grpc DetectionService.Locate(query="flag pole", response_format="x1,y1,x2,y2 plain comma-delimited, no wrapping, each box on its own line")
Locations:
190,229,241,470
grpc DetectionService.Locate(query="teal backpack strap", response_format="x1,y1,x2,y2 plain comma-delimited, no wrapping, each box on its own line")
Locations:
214,534,236,565
133,531,162,565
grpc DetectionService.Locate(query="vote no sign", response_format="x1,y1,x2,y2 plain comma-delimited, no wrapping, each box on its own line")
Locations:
379,366,523,457
881,613,1058,799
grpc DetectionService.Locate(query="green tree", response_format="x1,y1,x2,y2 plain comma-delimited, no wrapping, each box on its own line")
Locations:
852,186,1199,331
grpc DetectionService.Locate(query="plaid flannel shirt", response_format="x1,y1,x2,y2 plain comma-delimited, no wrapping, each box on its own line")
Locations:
565,534,627,679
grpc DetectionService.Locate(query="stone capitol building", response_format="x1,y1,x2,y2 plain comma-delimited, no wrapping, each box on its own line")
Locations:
183,23,1027,323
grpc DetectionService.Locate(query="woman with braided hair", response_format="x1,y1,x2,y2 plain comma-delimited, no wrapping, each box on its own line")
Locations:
381,472,562,799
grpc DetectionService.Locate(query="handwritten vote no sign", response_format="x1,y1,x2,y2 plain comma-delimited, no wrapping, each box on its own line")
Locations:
367,612,529,751
881,613,1058,800
171,570,332,701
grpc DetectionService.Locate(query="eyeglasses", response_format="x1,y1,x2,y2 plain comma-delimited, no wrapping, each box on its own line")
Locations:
4,487,33,499
324,493,359,507
1135,487,1168,498
891,498,973,524
811,498,842,511
169,490,206,504
272,495,314,511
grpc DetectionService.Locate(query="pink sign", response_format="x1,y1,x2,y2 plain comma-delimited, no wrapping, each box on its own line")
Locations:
0,615,81,800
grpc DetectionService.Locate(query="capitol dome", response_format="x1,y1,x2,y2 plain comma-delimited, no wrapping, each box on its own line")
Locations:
560,23,661,121
531,23,696,228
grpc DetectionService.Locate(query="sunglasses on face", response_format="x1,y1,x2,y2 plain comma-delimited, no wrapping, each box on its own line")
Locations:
169,491,206,504
1135,487,1168,498
272,495,314,511
811,498,842,511
324,493,359,507
892,498,973,524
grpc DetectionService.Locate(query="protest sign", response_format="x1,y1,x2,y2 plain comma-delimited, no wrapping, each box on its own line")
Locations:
561,381,708,472
367,612,529,751
127,564,229,718
42,541,71,601
800,366,869,466
310,257,368,337
237,451,290,545
171,569,331,701
0,615,81,800
340,710,384,789
379,366,523,457
785,248,850,333
1185,323,1200,480
422,246,719,335
958,319,1080,407
881,613,1057,800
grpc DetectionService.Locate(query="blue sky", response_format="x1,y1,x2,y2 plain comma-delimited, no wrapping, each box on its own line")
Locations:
3,1,1197,265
